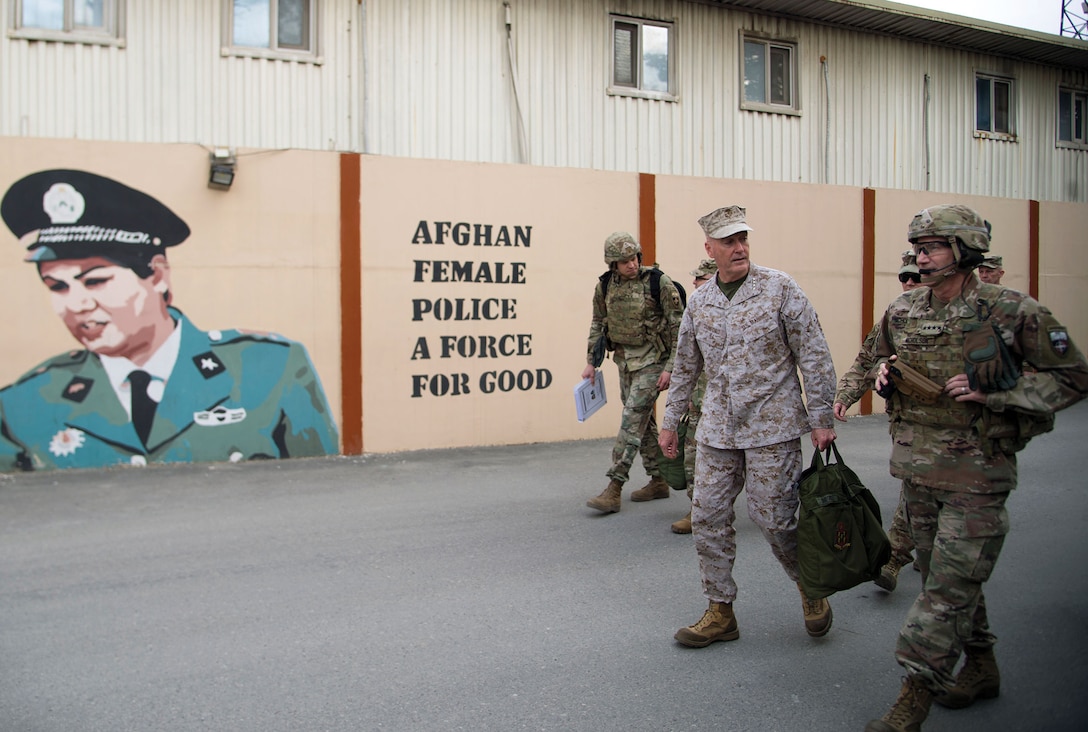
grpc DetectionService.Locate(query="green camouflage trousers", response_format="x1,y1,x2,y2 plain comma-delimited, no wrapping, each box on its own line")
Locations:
606,359,663,484
692,439,803,603
889,486,915,565
895,480,1009,690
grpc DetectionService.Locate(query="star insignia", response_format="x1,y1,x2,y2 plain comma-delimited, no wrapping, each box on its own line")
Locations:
192,351,226,378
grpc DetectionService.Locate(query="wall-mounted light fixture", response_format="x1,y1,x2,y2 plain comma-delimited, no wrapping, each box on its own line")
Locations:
208,148,237,190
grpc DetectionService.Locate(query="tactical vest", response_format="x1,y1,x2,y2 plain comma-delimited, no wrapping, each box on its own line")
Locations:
603,269,665,348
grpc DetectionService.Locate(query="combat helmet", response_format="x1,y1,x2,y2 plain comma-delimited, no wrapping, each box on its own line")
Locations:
604,231,642,265
907,204,991,272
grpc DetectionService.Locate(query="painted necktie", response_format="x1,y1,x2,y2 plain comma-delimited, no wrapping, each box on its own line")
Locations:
128,370,156,447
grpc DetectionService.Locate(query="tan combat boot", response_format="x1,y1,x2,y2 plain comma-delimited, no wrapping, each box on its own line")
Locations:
797,583,833,637
874,555,910,592
865,675,933,732
670,511,692,534
935,647,1000,709
629,476,669,502
586,480,622,513
674,601,739,647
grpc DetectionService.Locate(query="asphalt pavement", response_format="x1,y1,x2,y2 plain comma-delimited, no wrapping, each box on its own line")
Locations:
2,403,1087,732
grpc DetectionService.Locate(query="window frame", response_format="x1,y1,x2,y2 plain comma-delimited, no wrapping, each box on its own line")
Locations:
739,32,801,117
1057,86,1088,151
9,0,125,47
221,0,322,65
607,14,678,103
974,71,1017,142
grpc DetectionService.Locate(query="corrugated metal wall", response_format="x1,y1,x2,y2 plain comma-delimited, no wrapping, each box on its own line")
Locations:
1,0,1085,201
0,0,359,151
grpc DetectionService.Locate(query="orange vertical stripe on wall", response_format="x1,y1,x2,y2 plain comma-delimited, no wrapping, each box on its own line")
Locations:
1029,199,1040,300
340,153,363,454
860,188,876,416
639,173,656,265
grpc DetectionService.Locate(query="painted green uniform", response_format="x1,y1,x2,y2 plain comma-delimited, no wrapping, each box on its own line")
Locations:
0,308,339,470
874,275,1088,689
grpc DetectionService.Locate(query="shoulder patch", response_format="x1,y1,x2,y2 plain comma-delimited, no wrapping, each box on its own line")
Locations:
62,377,94,402
192,352,227,378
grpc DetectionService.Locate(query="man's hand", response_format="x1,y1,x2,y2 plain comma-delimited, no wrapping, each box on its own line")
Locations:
659,428,679,458
656,370,672,391
811,427,836,450
833,402,849,422
875,354,897,395
581,364,596,384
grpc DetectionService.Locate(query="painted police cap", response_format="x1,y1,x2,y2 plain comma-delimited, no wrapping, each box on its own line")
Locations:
1,169,190,262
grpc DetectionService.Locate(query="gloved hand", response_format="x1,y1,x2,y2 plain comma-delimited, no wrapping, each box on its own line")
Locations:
964,322,1019,392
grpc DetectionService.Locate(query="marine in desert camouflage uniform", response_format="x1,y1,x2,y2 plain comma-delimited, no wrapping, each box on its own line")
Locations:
582,232,683,514
865,205,1088,732
659,206,838,647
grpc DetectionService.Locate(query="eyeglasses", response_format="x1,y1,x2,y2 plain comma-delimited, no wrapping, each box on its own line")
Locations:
911,241,952,257
694,275,713,283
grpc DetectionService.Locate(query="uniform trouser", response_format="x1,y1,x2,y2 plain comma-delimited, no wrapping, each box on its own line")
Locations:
889,485,916,565
606,359,663,484
682,408,702,487
692,439,803,604
895,479,1009,690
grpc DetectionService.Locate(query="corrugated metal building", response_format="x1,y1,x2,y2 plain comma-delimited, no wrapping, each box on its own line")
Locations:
2,0,1087,200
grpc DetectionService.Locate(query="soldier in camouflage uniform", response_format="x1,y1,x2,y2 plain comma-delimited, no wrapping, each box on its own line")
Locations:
659,206,838,647
865,205,1088,732
582,232,684,513
834,251,922,592
977,255,1005,285
668,258,717,535
0,169,339,471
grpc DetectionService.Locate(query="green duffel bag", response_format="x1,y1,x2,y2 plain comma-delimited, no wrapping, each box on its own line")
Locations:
658,412,689,491
797,442,891,600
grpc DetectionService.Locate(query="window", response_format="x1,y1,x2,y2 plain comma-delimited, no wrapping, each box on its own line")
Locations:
609,15,675,100
975,73,1015,139
741,36,799,114
11,0,123,45
1058,87,1088,148
225,0,319,61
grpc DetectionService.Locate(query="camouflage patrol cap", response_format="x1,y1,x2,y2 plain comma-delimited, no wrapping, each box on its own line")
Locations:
907,204,990,253
603,231,641,264
1,169,190,262
698,205,753,240
979,255,1003,269
690,258,718,278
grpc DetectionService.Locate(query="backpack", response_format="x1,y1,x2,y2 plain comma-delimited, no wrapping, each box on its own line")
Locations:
598,266,687,309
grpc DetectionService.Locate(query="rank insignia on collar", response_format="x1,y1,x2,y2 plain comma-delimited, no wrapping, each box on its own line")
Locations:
49,428,86,457
194,406,247,426
62,377,93,402
1049,328,1069,356
192,351,226,378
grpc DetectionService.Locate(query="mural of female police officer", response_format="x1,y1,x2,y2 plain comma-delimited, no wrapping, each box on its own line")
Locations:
0,169,338,471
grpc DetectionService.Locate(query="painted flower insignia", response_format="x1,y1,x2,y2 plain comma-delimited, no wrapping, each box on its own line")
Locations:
49,428,87,457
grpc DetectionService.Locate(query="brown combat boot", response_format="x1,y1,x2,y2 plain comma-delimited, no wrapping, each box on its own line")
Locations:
629,476,669,501
674,601,739,647
865,675,933,732
935,647,1000,709
586,480,622,513
670,511,692,534
797,583,833,637
874,556,910,592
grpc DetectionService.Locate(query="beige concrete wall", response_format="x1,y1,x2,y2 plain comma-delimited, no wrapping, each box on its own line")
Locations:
358,156,636,452
1038,201,1088,350
0,138,343,430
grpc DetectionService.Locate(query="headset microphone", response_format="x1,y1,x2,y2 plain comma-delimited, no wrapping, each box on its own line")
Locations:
918,261,957,277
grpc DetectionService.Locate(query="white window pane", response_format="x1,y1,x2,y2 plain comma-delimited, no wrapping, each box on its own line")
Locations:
1059,91,1072,141
23,0,65,30
641,25,669,93
994,81,1010,133
75,0,105,28
234,0,271,48
744,41,766,103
